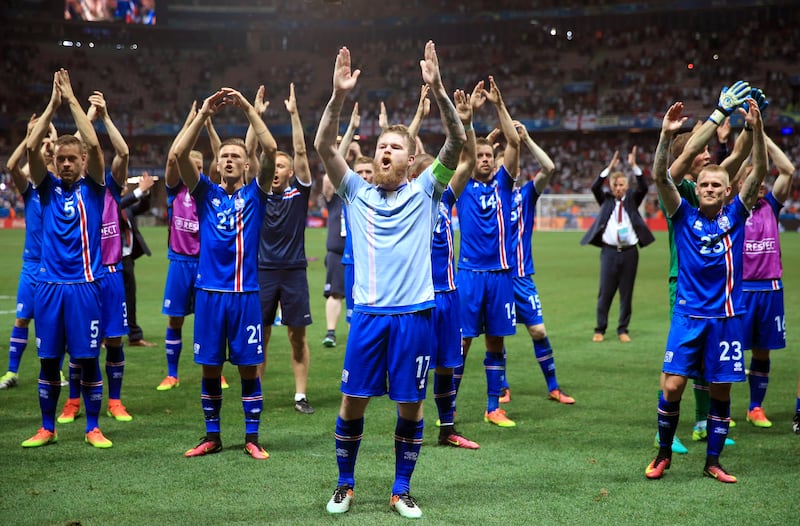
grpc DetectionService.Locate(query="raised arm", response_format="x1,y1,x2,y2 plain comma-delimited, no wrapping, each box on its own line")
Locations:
738,99,768,210
767,135,795,204
590,150,619,203
628,146,649,204
285,82,311,185
378,101,389,133
322,173,336,202
721,126,754,190
8,115,37,191
89,91,129,187
670,80,750,183
314,46,361,189
484,76,519,178
165,101,197,188
337,102,360,159
58,69,104,184
27,73,62,186
224,87,276,190
244,85,269,182
205,116,222,183
407,84,431,141
173,90,227,192
420,40,465,172
655,102,689,216
515,119,555,194
449,86,477,198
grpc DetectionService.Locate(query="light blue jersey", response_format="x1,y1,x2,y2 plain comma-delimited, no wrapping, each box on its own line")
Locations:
338,160,451,314
192,175,267,293
672,196,748,318
456,165,515,271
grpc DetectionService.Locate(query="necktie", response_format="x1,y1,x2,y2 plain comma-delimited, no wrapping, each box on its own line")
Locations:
616,200,623,245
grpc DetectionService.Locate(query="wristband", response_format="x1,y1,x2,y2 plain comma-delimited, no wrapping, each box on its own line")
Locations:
709,109,726,126
133,188,143,199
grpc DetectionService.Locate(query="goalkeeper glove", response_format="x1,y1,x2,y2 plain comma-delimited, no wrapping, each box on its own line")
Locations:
748,87,769,113
709,80,750,125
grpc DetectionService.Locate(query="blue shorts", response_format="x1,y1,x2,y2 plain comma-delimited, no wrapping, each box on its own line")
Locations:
193,289,264,367
15,261,39,320
324,251,345,298
741,289,786,350
341,310,434,402
100,268,129,338
433,290,462,369
162,258,198,317
513,275,544,326
456,269,516,338
258,269,312,327
344,263,354,323
35,281,102,360
663,315,746,384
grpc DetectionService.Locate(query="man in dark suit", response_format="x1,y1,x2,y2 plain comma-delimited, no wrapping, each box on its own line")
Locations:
121,173,155,347
581,147,654,343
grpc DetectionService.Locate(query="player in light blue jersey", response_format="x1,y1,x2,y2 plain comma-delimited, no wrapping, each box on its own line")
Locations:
22,69,112,449
454,76,521,428
174,87,277,461
1,115,52,390
316,42,465,519
506,120,575,406
647,90,767,484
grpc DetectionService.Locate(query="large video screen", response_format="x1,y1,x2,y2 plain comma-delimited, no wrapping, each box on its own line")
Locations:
64,1,156,25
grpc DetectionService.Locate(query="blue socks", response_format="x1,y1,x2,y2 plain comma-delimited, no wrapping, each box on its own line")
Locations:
707,398,731,457
484,352,504,412
241,377,263,437
38,358,62,432
79,358,103,432
105,344,125,401
533,337,559,392
165,327,182,378
433,373,455,426
8,326,28,373
657,393,680,451
334,416,364,488
748,358,770,410
393,417,423,496
201,376,223,435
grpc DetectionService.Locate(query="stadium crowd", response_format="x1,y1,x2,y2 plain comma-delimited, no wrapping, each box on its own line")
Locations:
0,0,799,519
2,2,799,219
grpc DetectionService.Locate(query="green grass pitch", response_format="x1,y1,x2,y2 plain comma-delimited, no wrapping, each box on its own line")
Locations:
0,227,798,525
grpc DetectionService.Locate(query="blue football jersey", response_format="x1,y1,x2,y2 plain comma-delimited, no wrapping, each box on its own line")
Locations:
431,187,457,292
672,196,748,318
37,172,105,283
257,178,311,270
192,175,267,293
455,165,515,271
510,180,541,277
21,183,43,263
